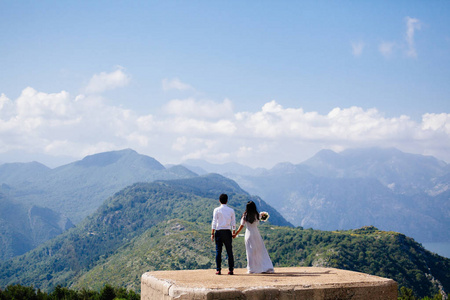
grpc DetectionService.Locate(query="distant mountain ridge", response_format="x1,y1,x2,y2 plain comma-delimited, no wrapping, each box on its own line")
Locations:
0,149,198,260
0,161,51,183
0,149,197,224
1,146,448,266
302,148,448,196
182,159,265,176
184,147,450,243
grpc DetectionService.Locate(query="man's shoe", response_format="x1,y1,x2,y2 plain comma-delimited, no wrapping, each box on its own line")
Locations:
228,271,234,275
216,271,221,275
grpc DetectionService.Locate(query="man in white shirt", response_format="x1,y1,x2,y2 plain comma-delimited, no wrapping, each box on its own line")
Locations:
211,193,236,275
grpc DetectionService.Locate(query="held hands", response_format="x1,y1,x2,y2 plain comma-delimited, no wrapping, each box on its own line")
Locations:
233,225,244,239
211,231,239,239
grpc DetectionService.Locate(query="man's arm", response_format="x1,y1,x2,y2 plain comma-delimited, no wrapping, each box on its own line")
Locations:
211,208,217,242
231,209,236,235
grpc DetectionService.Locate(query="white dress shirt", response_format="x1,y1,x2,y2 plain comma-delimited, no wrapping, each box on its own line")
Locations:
212,204,236,231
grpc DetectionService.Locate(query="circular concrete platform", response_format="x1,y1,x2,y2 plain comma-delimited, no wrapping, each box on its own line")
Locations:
141,267,398,299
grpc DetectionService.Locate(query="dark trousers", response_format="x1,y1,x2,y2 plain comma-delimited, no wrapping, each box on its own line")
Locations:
215,230,234,272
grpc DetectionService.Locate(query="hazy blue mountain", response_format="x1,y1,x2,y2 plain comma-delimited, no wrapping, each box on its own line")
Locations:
0,149,198,224
301,148,448,196
193,148,449,243
0,194,73,261
165,164,199,178
182,159,265,177
0,161,51,183
0,149,199,260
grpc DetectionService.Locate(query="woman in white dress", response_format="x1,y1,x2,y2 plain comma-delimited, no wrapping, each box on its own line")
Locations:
233,201,275,274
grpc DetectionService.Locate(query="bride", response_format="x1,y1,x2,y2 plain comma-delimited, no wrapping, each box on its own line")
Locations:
233,201,275,274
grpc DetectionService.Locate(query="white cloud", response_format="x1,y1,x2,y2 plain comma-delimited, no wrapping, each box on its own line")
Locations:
356,17,423,60
1,82,449,168
0,93,14,119
162,78,194,92
351,41,365,57
84,67,130,94
422,113,450,133
163,97,234,119
16,87,72,118
379,41,395,58
405,17,422,58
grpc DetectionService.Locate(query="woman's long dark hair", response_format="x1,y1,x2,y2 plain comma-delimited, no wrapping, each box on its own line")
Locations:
244,201,259,224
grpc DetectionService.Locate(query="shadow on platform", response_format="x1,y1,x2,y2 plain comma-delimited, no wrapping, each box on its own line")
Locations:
235,269,333,277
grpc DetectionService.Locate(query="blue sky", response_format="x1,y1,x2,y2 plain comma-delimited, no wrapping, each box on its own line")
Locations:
1,1,449,168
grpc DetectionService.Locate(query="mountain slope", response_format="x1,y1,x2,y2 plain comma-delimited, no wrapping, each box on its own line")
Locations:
42,221,450,298
302,147,448,195
71,219,240,291
0,194,73,261
0,174,290,291
221,147,450,243
0,174,448,298
0,161,51,184
0,149,198,224
72,219,450,298
0,149,199,260
264,225,449,299
182,159,264,176
16,149,197,223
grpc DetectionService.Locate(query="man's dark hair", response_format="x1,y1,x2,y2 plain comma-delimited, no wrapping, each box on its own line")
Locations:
219,194,228,204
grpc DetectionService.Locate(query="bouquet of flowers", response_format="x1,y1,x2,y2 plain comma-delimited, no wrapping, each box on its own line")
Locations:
260,211,270,222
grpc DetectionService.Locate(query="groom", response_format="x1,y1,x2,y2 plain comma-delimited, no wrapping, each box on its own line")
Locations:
211,193,236,275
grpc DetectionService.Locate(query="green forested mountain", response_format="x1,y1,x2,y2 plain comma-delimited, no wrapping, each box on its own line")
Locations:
0,174,448,299
0,174,289,290
264,225,449,299
76,222,449,299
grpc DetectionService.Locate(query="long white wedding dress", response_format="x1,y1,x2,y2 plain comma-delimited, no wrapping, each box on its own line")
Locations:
241,216,275,274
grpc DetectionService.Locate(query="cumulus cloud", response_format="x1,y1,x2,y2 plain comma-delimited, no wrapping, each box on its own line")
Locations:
84,67,130,94
0,82,449,168
421,113,450,133
16,87,72,118
162,78,195,92
351,41,365,57
405,17,422,58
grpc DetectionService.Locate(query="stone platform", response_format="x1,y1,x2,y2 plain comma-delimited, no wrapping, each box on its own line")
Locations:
141,267,397,299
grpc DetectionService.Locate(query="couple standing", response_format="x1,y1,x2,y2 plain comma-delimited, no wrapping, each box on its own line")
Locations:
211,193,274,275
